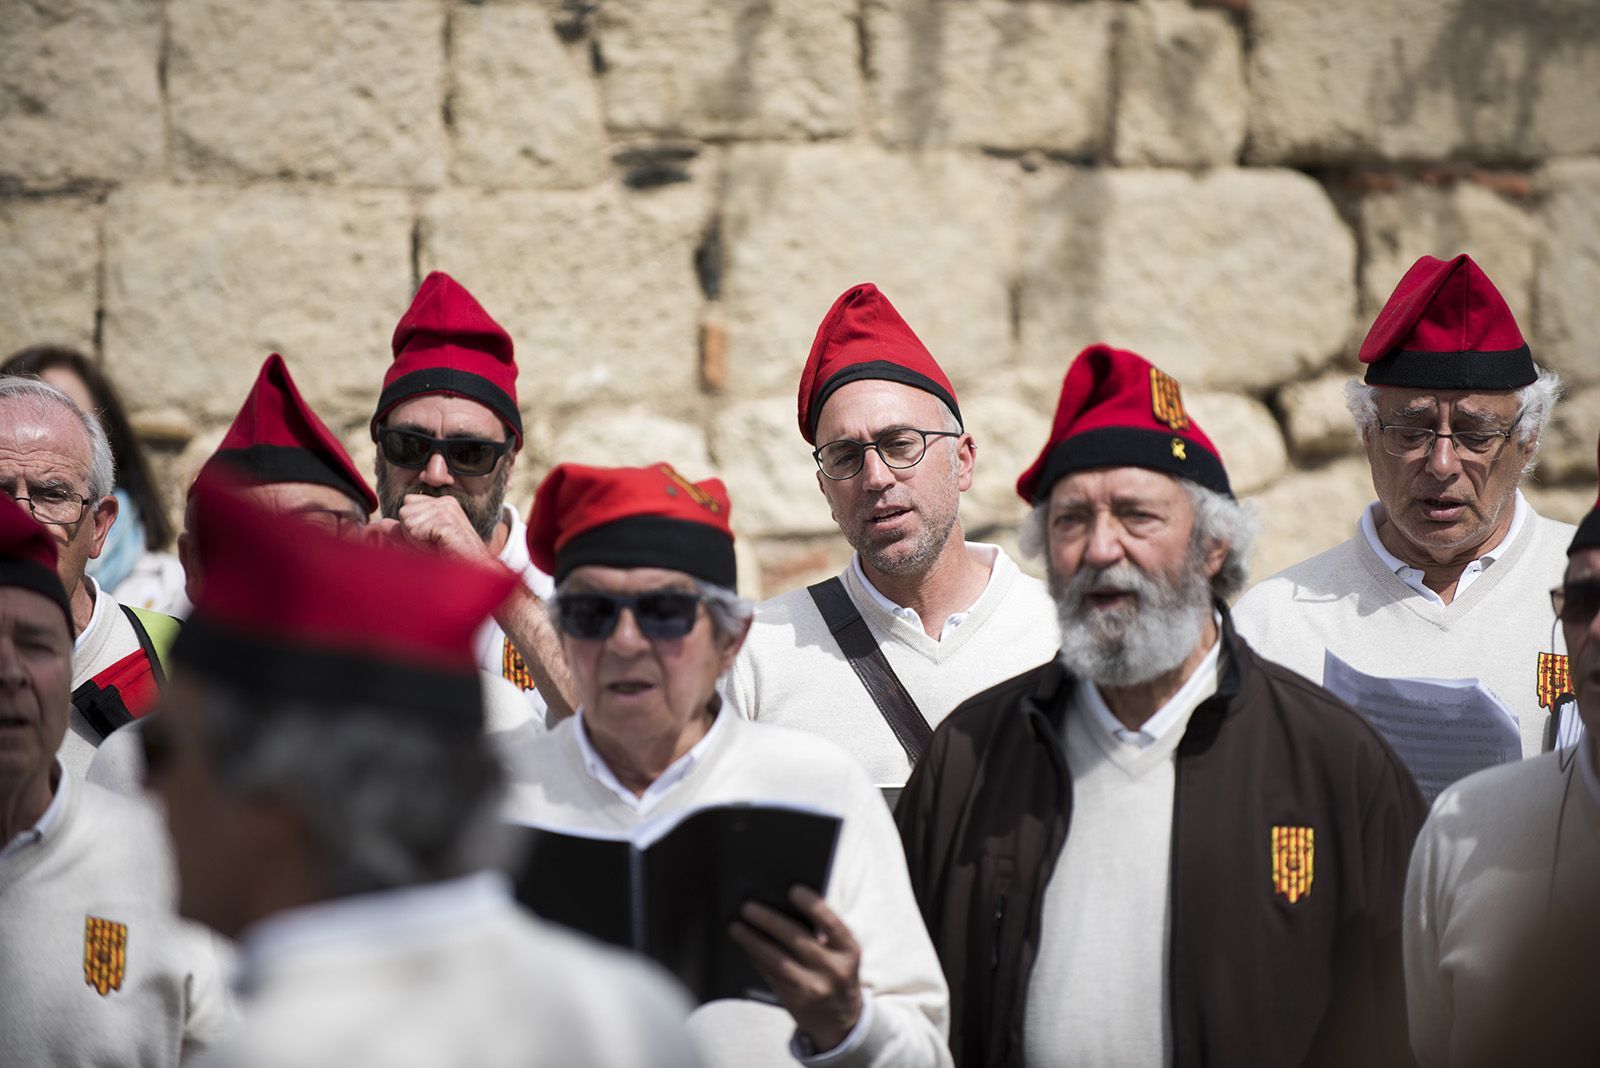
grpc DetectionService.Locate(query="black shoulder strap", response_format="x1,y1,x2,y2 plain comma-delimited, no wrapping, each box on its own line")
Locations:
807,578,932,765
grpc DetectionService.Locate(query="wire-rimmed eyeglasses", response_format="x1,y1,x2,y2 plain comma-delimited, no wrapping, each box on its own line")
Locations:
812,428,961,481
1375,421,1513,462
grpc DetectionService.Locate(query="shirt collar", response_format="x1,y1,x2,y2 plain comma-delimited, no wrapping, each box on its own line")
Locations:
573,703,730,815
848,543,999,641
1360,490,1526,578
1077,612,1224,750
0,758,70,863
237,870,511,990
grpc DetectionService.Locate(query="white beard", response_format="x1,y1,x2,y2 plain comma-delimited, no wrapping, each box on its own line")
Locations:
1052,552,1212,688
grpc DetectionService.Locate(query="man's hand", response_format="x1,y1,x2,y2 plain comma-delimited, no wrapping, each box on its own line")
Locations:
393,493,495,563
730,886,863,1053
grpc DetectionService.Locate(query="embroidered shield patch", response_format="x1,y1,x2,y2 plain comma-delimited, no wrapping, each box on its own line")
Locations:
659,463,722,513
1271,826,1314,904
502,637,536,692
1537,652,1571,710
1150,368,1189,430
83,916,127,996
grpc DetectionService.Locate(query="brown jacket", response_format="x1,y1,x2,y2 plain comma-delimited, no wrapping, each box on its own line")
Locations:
895,614,1425,1067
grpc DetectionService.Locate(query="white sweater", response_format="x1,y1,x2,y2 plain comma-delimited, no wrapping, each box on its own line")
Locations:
724,545,1058,784
503,713,953,1068
1403,744,1600,1066
0,770,234,1065
1233,508,1575,757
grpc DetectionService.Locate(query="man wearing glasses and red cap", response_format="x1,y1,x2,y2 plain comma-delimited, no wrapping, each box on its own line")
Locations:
1235,254,1577,757
1403,435,1600,1067
723,284,1057,787
0,495,232,1065
370,271,575,724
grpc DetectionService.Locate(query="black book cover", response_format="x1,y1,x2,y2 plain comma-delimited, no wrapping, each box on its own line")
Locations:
507,802,843,1005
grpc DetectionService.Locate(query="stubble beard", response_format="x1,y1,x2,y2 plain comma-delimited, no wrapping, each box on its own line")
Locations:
1052,544,1213,688
375,458,510,544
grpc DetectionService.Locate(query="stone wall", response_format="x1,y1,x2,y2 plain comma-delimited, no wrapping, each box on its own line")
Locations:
3,0,1597,598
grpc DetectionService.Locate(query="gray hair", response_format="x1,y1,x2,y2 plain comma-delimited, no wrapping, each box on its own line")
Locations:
204,685,502,896
1343,367,1563,475
0,375,116,499
1017,478,1258,602
550,577,755,643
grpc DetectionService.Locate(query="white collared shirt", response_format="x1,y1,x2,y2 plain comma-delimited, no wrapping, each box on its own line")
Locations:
573,706,730,816
1360,490,1527,605
0,758,70,863
71,575,105,653
849,543,999,642
1077,615,1224,750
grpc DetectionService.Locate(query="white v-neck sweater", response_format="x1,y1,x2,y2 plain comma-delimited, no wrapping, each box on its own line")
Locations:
1233,509,1575,757
723,545,1058,784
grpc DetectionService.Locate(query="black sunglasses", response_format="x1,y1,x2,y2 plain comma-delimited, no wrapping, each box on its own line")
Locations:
378,427,512,477
1551,578,1600,626
555,591,704,641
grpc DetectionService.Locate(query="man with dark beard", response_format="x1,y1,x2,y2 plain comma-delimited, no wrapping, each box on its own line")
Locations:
370,271,574,722
896,344,1425,1068
722,284,1057,787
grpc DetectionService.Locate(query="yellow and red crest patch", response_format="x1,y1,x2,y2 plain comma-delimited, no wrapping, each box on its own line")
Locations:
502,637,536,692
1271,826,1314,904
1150,368,1189,431
1537,652,1571,710
83,916,127,996
658,464,722,513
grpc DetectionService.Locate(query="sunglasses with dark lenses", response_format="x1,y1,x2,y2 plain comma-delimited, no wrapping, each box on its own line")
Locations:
378,427,511,477
555,591,704,641
1551,579,1600,626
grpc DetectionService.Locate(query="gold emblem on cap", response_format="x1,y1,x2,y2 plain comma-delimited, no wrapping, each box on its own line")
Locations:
1537,652,1571,710
1171,438,1187,460
83,916,127,996
657,464,721,513
1271,826,1314,904
1150,368,1189,430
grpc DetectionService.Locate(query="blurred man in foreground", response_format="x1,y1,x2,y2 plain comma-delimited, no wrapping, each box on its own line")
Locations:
146,479,697,1067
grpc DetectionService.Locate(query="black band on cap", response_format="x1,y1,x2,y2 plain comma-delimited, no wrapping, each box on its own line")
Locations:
1030,426,1233,504
1572,509,1600,556
0,559,72,630
1364,346,1537,390
373,368,523,443
811,360,962,441
172,617,484,731
211,445,369,512
555,515,737,589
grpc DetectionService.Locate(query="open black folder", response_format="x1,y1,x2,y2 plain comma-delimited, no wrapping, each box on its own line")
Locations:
505,802,843,1005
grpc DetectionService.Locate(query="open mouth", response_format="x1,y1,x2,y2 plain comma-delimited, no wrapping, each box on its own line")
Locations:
1083,589,1136,610
868,507,911,527
606,681,654,697
1419,497,1466,521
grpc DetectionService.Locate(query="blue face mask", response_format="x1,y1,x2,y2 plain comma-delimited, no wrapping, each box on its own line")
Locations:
86,487,145,593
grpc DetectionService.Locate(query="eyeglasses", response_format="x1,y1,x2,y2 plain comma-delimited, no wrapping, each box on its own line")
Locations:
377,427,512,478
2,486,93,525
812,428,961,481
1551,579,1600,626
1375,421,1513,462
554,591,704,641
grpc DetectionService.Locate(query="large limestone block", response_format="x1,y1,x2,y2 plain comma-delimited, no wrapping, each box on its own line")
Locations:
599,0,860,139
1248,0,1600,165
451,4,608,189
548,407,713,475
1113,0,1245,166
103,185,415,425
1536,159,1600,387
1243,455,1375,586
720,144,1016,399
167,0,447,186
1538,383,1600,485
1280,371,1363,462
866,0,1117,153
0,0,163,186
419,182,713,414
1359,181,1537,322
710,397,836,537
0,199,100,354
1021,168,1356,393
1186,392,1287,497
960,395,1050,531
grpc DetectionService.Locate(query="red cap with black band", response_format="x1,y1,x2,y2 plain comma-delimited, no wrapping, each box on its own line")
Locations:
1360,253,1536,391
527,463,737,589
1017,344,1231,504
197,353,378,514
796,283,961,446
0,495,71,630
372,271,522,447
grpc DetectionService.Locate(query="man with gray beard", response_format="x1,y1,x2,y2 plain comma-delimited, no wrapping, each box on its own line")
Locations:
897,345,1425,1068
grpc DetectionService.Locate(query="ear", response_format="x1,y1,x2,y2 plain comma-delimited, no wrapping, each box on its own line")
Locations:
716,616,753,674
1202,537,1229,580
955,432,976,492
87,494,119,559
